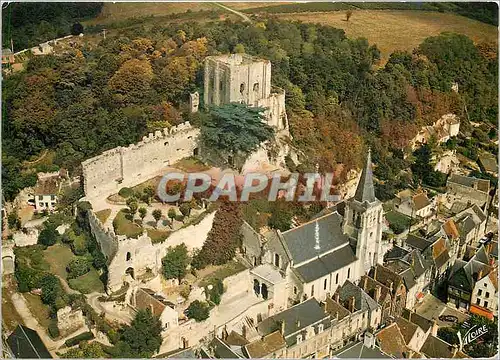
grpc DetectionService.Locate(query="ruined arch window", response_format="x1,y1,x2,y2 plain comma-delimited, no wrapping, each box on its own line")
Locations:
324,278,327,290
240,83,246,94
126,252,132,261
274,253,280,267
253,82,259,92
193,147,199,156
293,286,298,295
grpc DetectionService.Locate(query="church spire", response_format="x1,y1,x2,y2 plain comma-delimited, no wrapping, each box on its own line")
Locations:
354,148,376,203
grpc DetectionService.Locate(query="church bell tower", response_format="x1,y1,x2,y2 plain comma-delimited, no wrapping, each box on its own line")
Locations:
343,149,384,277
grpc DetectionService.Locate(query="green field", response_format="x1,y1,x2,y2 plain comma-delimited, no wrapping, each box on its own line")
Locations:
69,269,105,294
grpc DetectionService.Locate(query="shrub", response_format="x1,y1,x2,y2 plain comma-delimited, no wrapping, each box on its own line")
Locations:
48,320,60,338
38,225,59,246
67,257,91,279
64,331,94,347
118,187,133,198
186,300,210,322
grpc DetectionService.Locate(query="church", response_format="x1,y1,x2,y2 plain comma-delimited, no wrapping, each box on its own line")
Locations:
242,150,386,312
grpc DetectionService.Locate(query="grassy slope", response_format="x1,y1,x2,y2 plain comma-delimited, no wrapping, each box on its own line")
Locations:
275,10,497,64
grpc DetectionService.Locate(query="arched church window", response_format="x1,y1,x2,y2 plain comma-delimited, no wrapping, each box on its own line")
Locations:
311,285,315,297
347,268,351,279
126,252,132,261
336,273,339,284
253,82,259,92
240,83,245,94
274,253,280,267
324,278,327,290
294,286,298,295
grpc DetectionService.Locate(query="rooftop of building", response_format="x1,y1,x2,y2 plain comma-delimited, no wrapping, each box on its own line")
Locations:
244,330,286,358
7,325,52,358
447,174,490,193
334,341,391,358
205,53,267,66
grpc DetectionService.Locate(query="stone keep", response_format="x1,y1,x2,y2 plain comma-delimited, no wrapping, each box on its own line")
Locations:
203,53,289,133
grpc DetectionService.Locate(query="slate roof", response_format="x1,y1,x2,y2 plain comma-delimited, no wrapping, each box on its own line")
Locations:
375,323,409,358
386,251,427,291
478,154,498,174
334,341,391,358
34,177,60,195
7,325,52,358
420,335,458,358
293,244,357,283
448,174,489,193
354,149,377,203
384,245,410,262
244,331,286,358
257,298,330,343
336,280,379,312
405,234,432,251
401,309,433,332
280,212,349,265
225,331,249,347
448,249,492,292
208,337,242,358
165,348,198,358
240,220,262,254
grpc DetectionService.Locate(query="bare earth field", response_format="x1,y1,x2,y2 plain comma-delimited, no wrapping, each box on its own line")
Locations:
276,10,497,63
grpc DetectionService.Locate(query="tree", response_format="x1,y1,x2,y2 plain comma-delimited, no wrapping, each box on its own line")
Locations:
179,202,191,218
185,300,210,322
40,274,65,308
70,22,84,35
38,224,59,246
168,208,177,225
152,209,162,228
108,59,154,105
138,207,147,223
66,257,91,279
143,185,155,204
126,198,138,218
346,10,353,22
162,244,189,282
268,202,293,232
201,103,274,162
119,308,162,357
7,211,21,230
62,341,106,358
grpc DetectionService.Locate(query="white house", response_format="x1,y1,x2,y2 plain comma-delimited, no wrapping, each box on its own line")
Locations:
471,267,498,317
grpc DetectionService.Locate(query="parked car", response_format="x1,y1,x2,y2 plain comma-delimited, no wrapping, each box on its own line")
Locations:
439,315,458,323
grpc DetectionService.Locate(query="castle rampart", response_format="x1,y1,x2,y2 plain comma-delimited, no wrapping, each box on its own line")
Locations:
82,122,200,200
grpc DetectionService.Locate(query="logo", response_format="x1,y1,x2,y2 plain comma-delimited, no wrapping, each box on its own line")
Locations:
458,324,488,347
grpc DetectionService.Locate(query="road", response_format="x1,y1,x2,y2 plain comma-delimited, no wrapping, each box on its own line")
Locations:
213,3,252,22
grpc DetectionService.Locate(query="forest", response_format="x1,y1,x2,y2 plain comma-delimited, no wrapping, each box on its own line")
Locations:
2,10,497,203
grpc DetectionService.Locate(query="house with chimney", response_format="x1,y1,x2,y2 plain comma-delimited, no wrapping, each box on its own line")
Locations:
446,174,490,208
132,288,178,331
447,245,495,314
333,332,391,358
359,275,393,323
369,264,407,316
241,150,386,307
393,189,435,221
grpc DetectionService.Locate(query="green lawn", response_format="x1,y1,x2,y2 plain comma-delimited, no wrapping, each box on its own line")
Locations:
69,269,105,294
23,293,52,328
95,209,112,224
198,260,247,288
113,210,144,238
385,210,413,234
146,228,171,244
43,243,75,279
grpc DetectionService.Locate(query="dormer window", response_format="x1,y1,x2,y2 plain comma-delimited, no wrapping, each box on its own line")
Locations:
296,334,303,344
318,324,324,333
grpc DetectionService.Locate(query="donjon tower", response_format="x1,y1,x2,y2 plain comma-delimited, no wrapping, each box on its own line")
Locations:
203,53,289,134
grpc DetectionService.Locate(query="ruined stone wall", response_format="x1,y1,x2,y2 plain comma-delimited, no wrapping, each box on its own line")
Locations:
88,210,119,263
88,208,216,292
82,123,199,200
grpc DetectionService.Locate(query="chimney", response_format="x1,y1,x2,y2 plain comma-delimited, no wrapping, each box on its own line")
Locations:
333,292,339,303
242,324,247,339
431,319,439,336
280,320,285,335
363,276,368,290
388,280,394,294
374,285,381,303
222,325,228,341
295,319,301,328
374,265,378,280
477,269,484,280
348,296,355,313
450,344,459,357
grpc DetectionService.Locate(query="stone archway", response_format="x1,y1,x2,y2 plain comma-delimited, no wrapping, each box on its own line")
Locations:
261,283,268,300
253,279,260,296
125,267,135,279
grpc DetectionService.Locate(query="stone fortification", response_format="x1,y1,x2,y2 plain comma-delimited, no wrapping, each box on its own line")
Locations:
87,209,216,292
82,122,199,200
